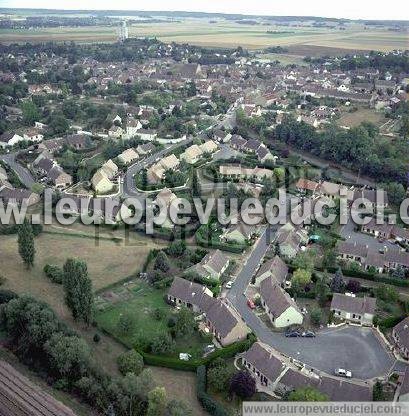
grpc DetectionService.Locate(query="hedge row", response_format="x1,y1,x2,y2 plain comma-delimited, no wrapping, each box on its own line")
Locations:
138,334,256,372
376,315,405,330
313,265,409,288
196,365,228,416
195,232,247,254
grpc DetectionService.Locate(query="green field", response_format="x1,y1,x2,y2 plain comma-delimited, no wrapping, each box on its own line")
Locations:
0,18,407,54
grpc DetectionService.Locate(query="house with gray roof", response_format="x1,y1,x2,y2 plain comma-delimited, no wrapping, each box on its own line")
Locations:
242,342,286,390
186,249,230,281
167,277,249,346
259,278,303,328
393,317,409,360
242,342,372,401
253,255,288,287
330,293,376,325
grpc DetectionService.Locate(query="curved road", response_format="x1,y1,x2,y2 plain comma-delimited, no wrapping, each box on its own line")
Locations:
226,227,397,380
0,152,35,188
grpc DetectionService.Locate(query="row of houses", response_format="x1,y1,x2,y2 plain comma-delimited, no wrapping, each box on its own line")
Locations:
0,184,40,207
179,140,218,164
91,159,119,194
117,142,156,165
32,152,73,190
295,178,388,209
0,127,45,149
167,277,250,346
337,241,409,273
219,165,273,182
228,134,277,164
55,195,132,224
147,154,180,184
242,342,372,401
362,217,409,245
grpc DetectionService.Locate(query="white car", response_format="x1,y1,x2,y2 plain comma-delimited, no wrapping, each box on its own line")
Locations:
225,281,233,289
335,368,352,378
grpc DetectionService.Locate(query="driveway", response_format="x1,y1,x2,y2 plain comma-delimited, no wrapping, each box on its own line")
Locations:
340,212,396,253
227,227,397,380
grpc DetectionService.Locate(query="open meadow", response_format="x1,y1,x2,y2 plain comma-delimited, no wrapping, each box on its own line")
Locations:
0,223,163,318
0,18,407,54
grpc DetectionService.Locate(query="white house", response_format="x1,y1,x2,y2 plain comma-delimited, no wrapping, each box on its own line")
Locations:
0,132,25,148
259,278,303,328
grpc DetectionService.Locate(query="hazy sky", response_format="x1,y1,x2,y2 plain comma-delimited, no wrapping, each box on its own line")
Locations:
1,0,409,20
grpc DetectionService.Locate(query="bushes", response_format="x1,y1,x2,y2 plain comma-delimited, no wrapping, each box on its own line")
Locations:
196,365,228,416
43,264,64,284
376,315,404,330
117,350,144,376
0,289,18,304
136,334,257,372
195,229,246,253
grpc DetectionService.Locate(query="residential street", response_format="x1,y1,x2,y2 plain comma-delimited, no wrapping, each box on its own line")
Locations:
0,152,35,188
122,137,193,198
227,227,397,380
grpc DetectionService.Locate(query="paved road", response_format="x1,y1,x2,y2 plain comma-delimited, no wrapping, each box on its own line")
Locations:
0,152,35,188
122,138,193,198
340,211,396,252
226,227,396,380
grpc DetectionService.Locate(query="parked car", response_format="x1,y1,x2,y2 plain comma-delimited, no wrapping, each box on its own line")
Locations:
285,330,301,337
335,368,352,378
301,331,316,337
225,281,233,289
247,299,256,309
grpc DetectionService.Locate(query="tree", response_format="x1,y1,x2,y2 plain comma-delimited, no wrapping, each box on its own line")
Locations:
191,168,201,198
117,350,144,376
207,360,234,393
229,371,256,399
346,280,361,293
384,182,406,206
147,387,167,416
21,100,40,126
293,250,316,272
391,265,406,279
154,251,170,273
288,387,328,401
174,307,196,337
62,259,94,324
141,169,148,189
150,332,175,355
117,312,136,334
45,333,91,379
291,269,312,291
17,218,35,268
166,240,186,257
165,399,193,416
315,273,330,307
330,268,345,293
373,381,385,401
375,284,398,302
310,308,322,326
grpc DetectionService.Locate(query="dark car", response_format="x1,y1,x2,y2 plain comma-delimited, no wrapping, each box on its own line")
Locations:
301,330,316,338
285,330,301,337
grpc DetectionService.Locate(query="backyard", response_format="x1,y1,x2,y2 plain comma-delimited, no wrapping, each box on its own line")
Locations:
96,279,211,359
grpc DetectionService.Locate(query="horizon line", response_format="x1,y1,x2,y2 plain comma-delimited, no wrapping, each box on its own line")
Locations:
1,7,409,23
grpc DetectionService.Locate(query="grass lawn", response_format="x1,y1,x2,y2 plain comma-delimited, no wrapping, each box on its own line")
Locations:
337,108,386,128
0,226,163,319
96,280,209,359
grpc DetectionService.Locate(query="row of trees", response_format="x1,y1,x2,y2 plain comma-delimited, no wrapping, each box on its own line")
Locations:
1,295,190,415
